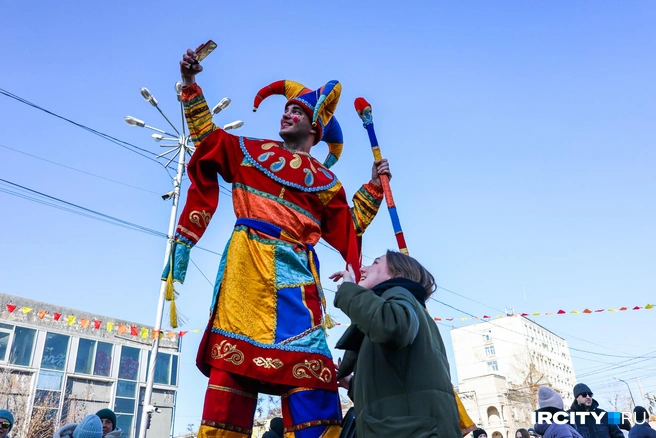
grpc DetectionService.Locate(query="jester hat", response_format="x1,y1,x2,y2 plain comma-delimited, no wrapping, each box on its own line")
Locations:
253,80,344,169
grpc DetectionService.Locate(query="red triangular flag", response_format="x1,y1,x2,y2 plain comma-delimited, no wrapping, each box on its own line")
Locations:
557,310,566,314
595,309,604,313
178,331,189,337
633,306,641,310
93,319,102,330
53,312,62,321
446,318,454,321
521,313,529,317
583,308,592,314
483,315,491,319
130,326,138,336
6,304,16,313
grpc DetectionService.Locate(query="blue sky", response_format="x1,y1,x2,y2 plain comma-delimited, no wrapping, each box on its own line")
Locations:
1,0,655,433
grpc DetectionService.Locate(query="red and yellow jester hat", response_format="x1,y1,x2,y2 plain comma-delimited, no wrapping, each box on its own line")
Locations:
253,80,344,169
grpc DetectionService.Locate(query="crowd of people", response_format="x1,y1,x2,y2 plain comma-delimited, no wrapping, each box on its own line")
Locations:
0,407,122,438
466,382,656,438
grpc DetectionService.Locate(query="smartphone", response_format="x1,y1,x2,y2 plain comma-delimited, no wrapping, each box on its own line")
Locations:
194,40,217,63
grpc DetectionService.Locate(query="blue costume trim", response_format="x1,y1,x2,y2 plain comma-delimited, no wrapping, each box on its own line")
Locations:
239,137,337,192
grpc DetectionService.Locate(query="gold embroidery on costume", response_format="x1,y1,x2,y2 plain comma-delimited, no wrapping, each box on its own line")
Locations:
210,341,244,365
279,187,286,199
290,154,302,169
253,357,284,369
189,210,211,228
261,142,277,150
292,359,332,383
177,226,200,242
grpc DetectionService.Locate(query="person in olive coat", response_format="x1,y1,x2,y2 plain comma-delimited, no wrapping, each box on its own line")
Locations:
331,250,461,438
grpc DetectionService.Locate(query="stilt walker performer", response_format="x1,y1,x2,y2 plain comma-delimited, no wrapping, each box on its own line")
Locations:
162,46,392,438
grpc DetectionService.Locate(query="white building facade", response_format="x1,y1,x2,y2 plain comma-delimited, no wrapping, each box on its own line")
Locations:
451,315,576,437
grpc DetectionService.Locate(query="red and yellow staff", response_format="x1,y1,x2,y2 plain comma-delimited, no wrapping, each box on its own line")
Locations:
354,97,409,255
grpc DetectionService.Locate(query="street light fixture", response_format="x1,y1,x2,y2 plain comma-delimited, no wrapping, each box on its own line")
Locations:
124,84,242,438
212,97,231,114
614,377,636,408
223,120,244,131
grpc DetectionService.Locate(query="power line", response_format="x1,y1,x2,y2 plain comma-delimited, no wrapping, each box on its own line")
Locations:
0,177,222,257
2,143,162,195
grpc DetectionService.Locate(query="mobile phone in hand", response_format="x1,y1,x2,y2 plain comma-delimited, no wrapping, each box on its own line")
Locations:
194,40,217,63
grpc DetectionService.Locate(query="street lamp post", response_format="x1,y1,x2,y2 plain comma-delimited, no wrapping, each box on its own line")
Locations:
614,377,636,409
125,84,242,438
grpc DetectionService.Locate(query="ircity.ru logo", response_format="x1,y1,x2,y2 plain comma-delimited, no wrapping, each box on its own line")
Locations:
531,411,649,425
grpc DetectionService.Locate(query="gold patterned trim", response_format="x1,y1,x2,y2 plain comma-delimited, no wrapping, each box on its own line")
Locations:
177,226,200,242
253,357,284,369
290,154,302,169
292,359,332,383
189,210,211,228
210,340,244,365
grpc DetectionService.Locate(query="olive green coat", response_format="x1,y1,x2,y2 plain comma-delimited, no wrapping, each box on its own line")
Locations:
335,283,462,438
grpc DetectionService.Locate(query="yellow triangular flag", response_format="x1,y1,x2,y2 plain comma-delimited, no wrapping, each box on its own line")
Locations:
496,315,504,318
608,308,618,312
22,307,33,314
570,310,580,314
533,312,541,316
645,304,654,310
460,317,468,321
140,328,149,339
106,322,115,332
192,329,203,333
67,316,76,326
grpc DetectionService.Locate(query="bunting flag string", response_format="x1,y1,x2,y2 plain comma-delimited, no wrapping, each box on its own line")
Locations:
0,301,652,338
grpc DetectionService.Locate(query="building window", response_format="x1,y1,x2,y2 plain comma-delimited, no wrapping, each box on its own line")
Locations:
0,323,12,361
147,352,179,386
484,345,496,357
34,369,65,430
41,333,70,371
482,331,492,342
487,360,499,372
118,347,140,381
115,380,138,438
0,324,37,366
75,339,113,377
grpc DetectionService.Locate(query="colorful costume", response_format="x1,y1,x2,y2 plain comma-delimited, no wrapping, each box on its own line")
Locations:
163,81,383,438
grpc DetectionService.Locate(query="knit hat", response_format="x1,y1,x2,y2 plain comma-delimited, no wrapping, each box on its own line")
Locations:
253,79,344,168
538,386,564,409
473,428,488,438
0,410,14,432
270,417,284,436
573,383,592,398
634,406,649,423
96,408,116,431
72,415,103,438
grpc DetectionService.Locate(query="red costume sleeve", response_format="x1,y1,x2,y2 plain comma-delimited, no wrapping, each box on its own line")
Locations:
321,186,363,282
175,129,244,245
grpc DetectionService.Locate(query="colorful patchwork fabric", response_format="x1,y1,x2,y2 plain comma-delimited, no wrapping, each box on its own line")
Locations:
161,84,383,390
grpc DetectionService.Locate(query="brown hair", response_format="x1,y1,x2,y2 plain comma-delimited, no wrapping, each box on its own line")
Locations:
516,429,530,438
385,250,437,297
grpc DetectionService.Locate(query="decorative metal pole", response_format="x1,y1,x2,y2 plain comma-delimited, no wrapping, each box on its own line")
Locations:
125,84,242,438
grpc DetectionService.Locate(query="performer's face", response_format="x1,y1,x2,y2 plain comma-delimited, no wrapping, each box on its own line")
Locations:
280,104,315,141
359,256,393,290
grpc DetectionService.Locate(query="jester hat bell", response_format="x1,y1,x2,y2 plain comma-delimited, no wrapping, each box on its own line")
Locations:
253,80,344,169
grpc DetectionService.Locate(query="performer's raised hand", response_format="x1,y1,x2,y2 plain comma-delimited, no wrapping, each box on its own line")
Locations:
371,159,392,187
329,264,356,287
180,48,203,87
